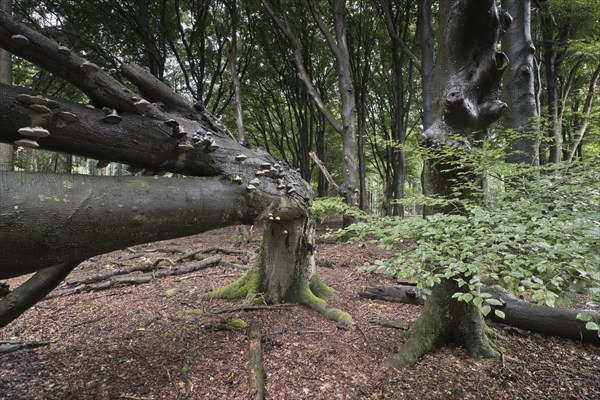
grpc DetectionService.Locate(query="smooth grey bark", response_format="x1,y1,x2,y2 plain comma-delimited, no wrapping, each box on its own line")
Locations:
541,7,561,163
418,0,435,130
566,63,600,162
501,0,539,166
0,0,13,171
381,1,408,217
389,0,512,368
0,172,291,279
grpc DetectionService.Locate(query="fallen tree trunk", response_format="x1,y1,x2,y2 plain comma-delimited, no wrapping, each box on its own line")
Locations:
0,172,274,279
361,285,600,344
0,12,351,330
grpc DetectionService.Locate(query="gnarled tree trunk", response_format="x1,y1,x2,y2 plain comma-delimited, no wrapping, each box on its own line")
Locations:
388,0,512,368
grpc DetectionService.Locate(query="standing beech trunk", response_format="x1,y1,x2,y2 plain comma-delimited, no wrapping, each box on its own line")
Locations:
0,11,348,328
418,0,435,130
388,0,512,368
501,0,539,166
0,0,13,171
541,4,561,164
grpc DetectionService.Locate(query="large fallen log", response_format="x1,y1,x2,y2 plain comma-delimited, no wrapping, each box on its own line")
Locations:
360,285,600,344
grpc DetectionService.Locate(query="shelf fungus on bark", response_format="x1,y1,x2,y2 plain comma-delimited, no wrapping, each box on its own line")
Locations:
172,125,186,138
260,162,272,170
28,104,52,114
132,99,152,114
177,141,195,152
235,154,248,162
80,61,100,74
287,188,297,195
277,183,286,190
103,109,122,124
267,213,274,220
207,140,219,151
10,34,29,46
15,94,59,109
56,111,78,123
246,184,257,192
18,127,50,138
85,103,95,109
249,178,261,186
57,45,71,56
255,170,264,177
14,138,39,148
233,175,243,184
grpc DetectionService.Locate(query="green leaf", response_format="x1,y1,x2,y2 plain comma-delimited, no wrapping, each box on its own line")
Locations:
585,322,599,331
577,312,593,322
485,298,504,306
494,309,506,319
481,305,492,316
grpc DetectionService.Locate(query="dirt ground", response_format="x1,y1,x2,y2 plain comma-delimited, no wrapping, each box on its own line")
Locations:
1,224,599,400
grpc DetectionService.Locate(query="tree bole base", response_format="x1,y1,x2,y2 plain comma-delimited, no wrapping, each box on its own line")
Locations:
387,279,500,369
203,219,352,329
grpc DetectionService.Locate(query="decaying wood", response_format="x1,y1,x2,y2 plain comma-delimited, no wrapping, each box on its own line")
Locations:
362,285,600,344
0,339,50,354
248,321,266,400
46,256,222,299
359,285,424,305
369,319,411,330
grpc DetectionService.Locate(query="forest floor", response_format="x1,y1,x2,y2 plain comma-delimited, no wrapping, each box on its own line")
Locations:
1,223,599,400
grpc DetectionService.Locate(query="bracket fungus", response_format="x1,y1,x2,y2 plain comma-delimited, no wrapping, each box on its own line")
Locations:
80,61,100,74
28,104,52,114
133,99,152,114
177,141,195,152
10,34,29,46
18,127,50,138
14,138,39,148
57,45,71,56
103,110,122,124
56,111,78,123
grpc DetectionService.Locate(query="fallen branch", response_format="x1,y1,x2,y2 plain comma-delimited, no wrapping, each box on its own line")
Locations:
361,285,600,344
175,247,252,263
308,151,345,196
0,340,50,354
248,321,266,400
369,319,411,330
46,256,222,299
359,285,424,305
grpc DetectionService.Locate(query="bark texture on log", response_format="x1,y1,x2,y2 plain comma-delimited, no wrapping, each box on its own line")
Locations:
485,286,600,345
248,321,266,400
0,172,289,279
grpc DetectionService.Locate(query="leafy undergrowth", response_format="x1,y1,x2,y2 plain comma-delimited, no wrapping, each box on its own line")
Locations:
1,225,599,399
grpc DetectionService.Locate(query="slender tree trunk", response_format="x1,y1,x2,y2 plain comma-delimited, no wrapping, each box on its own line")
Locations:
0,0,13,171
227,0,245,145
566,63,600,162
542,10,561,163
501,0,539,166
418,0,435,130
389,0,511,368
